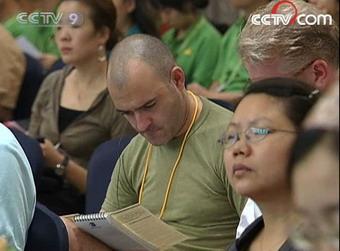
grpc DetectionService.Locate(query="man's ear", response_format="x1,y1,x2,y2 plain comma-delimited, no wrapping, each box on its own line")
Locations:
170,66,186,90
311,59,331,91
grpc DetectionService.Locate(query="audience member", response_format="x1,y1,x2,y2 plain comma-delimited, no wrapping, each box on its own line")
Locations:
236,0,339,231
0,25,26,122
28,0,134,215
188,0,269,104
0,123,36,251
63,34,245,251
239,0,339,91
288,128,339,251
222,78,319,251
309,0,339,25
113,0,160,37
2,0,61,70
157,0,222,88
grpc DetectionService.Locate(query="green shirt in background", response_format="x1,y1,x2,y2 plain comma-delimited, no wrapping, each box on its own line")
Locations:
162,17,222,88
4,14,60,56
213,17,249,93
103,97,246,251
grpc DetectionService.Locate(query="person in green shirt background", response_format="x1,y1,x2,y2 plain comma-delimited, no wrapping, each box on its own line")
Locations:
0,0,61,70
157,0,222,88
188,0,270,104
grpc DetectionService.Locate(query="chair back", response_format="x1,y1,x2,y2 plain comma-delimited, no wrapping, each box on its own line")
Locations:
85,136,134,213
25,202,69,251
9,128,43,181
14,53,44,120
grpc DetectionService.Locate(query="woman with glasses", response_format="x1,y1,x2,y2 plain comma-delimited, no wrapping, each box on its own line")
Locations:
222,78,319,251
288,129,339,251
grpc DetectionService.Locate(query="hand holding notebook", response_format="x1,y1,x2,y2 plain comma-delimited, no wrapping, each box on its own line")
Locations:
69,204,188,251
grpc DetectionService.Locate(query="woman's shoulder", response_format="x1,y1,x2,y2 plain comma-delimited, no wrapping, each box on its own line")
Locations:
41,65,73,90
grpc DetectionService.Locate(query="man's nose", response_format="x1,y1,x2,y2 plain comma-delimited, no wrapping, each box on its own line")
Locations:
134,113,152,133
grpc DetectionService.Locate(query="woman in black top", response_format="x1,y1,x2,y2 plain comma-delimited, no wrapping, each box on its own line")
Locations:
221,78,319,251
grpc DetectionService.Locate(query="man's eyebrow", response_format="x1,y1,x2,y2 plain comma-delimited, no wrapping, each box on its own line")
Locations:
116,98,156,113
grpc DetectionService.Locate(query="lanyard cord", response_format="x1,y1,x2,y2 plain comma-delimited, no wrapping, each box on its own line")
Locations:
138,91,199,219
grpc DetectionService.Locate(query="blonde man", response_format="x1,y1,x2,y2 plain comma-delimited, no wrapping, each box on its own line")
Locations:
239,0,339,91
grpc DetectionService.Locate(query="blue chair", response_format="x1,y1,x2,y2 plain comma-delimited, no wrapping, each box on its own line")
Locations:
85,136,134,213
25,202,69,251
14,53,45,120
9,127,43,181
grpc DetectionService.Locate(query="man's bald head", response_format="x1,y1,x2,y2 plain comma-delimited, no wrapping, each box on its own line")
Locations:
107,34,176,89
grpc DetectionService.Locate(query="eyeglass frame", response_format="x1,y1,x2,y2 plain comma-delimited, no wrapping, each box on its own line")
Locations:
218,127,297,149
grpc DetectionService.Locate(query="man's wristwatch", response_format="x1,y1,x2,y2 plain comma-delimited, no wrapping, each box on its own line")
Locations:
54,154,69,177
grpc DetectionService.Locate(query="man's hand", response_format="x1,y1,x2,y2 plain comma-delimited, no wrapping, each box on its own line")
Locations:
61,217,113,251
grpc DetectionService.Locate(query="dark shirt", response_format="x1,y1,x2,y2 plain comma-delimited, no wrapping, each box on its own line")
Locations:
229,217,298,251
58,106,84,133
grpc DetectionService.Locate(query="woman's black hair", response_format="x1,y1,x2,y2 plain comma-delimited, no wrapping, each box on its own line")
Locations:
287,128,339,187
132,0,160,37
241,77,320,128
156,0,209,12
63,0,118,50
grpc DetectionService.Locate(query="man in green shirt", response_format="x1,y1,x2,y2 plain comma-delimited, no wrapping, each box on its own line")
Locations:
188,0,270,104
62,34,245,251
160,0,222,88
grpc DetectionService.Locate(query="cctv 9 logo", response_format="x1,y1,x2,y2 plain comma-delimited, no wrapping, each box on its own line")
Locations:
16,12,84,27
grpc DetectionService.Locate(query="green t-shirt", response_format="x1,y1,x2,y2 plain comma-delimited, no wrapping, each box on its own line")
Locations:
213,17,249,93
162,17,222,88
4,14,60,56
102,98,246,251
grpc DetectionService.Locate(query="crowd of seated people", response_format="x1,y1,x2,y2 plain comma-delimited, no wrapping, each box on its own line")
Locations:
0,0,339,250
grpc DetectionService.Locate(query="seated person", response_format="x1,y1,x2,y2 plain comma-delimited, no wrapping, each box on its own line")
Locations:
113,0,160,37
239,0,339,92
2,0,61,70
28,0,135,215
0,123,36,251
188,0,269,104
236,0,339,231
63,34,245,251
222,78,319,250
157,0,222,88
0,25,26,122
288,128,339,251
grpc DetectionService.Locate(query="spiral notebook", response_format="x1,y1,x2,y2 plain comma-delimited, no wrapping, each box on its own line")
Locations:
73,204,188,251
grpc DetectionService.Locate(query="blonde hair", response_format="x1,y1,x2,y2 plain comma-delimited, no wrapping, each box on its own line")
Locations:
239,0,339,74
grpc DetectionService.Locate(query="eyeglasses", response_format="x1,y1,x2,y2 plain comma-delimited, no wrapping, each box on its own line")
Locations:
292,60,315,77
290,210,339,251
218,127,297,149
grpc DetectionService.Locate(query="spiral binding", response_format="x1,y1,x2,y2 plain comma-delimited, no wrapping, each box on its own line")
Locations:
74,212,107,222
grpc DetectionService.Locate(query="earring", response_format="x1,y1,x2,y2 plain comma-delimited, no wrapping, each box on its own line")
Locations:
97,45,106,62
